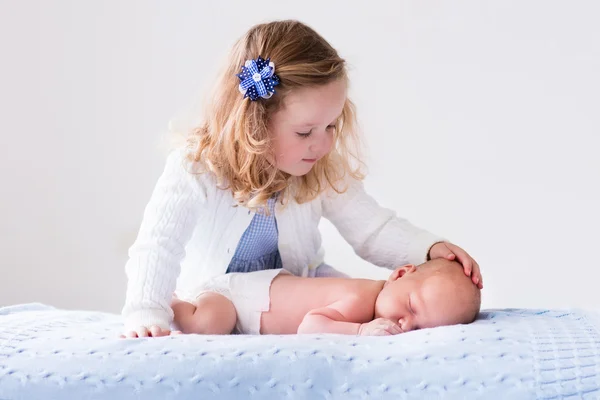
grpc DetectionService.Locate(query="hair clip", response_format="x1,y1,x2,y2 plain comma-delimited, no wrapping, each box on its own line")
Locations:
236,56,280,101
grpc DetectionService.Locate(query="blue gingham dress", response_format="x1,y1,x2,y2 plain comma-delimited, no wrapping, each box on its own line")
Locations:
226,196,283,273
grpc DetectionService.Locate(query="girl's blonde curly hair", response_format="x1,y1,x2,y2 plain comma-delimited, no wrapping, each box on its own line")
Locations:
186,20,364,210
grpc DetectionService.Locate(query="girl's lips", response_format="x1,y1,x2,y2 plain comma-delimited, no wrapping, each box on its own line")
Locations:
302,158,317,163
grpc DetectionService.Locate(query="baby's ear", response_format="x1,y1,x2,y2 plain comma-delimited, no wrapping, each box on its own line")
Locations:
388,264,417,282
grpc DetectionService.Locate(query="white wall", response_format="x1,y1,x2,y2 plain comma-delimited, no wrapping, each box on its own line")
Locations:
1,1,598,314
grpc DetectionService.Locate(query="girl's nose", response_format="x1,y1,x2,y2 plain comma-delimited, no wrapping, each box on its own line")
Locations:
310,133,333,154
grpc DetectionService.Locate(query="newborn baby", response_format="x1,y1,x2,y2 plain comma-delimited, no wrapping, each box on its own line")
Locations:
170,258,481,336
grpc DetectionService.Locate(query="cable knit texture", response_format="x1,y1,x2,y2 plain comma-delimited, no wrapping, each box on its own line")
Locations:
122,149,444,331
2,304,600,399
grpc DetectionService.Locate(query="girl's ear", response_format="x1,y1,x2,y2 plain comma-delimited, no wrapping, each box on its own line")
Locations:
387,264,417,283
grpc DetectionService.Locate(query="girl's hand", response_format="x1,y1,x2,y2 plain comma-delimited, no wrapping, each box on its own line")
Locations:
428,242,483,289
119,325,182,339
358,318,403,336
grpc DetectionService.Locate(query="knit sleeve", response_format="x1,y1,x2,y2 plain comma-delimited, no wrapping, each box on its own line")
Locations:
121,149,208,332
321,177,445,269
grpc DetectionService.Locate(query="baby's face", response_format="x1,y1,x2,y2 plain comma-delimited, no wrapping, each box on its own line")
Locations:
374,261,479,333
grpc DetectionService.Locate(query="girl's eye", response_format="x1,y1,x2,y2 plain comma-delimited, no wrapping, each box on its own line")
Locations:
296,125,336,138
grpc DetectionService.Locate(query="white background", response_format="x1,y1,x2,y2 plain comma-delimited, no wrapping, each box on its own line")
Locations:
1,1,598,314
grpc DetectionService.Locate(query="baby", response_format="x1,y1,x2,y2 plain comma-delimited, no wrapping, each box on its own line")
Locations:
170,258,481,336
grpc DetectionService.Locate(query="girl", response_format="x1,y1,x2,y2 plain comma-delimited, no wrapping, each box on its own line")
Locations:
122,20,482,338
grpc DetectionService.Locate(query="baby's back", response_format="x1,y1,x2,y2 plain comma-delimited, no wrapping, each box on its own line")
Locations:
260,274,379,334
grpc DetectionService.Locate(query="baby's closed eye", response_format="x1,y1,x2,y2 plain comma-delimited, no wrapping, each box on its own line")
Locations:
408,296,416,315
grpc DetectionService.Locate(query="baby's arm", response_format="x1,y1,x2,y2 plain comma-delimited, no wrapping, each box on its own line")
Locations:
297,296,400,336
297,298,363,335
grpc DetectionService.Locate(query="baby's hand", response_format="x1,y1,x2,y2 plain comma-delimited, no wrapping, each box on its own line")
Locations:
119,325,182,339
358,318,403,336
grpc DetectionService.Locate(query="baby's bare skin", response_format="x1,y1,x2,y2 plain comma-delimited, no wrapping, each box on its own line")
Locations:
261,259,481,335
261,274,383,334
142,259,481,338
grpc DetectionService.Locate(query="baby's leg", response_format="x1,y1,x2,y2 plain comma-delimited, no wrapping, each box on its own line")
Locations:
171,292,237,335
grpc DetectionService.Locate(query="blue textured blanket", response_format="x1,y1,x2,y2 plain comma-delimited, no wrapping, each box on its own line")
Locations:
1,304,599,399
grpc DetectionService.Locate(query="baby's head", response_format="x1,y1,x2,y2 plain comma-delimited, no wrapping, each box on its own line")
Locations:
374,259,481,333
187,20,363,209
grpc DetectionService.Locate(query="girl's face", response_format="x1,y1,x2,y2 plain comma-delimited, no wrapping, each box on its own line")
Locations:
268,79,347,176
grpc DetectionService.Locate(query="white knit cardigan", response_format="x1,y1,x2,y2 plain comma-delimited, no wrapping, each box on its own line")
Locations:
122,149,444,331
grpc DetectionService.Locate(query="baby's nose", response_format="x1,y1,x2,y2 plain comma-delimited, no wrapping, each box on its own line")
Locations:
399,317,414,332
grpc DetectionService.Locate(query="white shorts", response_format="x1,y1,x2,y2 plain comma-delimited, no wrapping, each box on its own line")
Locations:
175,268,290,335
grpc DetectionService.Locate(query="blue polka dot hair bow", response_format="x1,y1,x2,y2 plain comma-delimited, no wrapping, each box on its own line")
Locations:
236,56,280,101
